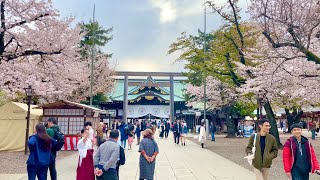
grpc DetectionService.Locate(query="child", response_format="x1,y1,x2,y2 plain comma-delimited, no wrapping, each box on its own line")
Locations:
128,133,134,150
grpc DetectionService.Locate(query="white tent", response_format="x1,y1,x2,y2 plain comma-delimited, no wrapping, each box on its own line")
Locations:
0,102,42,151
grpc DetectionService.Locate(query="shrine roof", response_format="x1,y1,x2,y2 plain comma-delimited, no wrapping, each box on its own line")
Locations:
108,77,186,102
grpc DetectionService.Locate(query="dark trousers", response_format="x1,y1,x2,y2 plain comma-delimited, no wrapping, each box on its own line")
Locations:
291,170,309,180
165,130,169,138
27,164,49,180
174,132,180,144
96,170,118,180
137,136,140,145
49,161,57,180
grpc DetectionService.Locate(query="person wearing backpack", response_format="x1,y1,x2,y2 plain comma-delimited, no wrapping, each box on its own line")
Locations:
46,118,63,180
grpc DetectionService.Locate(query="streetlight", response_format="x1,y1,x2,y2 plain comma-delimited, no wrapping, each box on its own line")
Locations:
24,85,33,155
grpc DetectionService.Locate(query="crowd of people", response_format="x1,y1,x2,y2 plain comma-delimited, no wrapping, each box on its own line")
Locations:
245,119,320,180
26,118,161,180
26,117,320,180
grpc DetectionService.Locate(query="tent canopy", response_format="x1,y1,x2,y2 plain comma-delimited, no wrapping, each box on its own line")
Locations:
0,102,42,152
0,102,42,120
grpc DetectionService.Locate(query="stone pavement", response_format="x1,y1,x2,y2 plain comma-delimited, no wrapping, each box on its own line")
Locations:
2,131,255,180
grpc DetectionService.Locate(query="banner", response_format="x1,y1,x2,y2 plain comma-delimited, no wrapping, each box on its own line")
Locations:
127,105,170,118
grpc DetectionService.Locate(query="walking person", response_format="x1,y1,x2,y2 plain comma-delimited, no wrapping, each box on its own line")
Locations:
27,124,57,180
283,119,287,133
128,133,134,150
245,119,278,180
138,129,159,180
136,123,141,145
76,129,94,180
119,121,128,149
210,121,216,141
181,122,188,146
173,120,182,145
46,118,61,180
310,120,317,140
159,122,165,139
198,122,206,148
165,121,170,138
283,123,320,180
94,130,120,180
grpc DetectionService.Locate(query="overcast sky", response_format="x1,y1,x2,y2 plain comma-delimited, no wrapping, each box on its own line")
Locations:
53,0,249,72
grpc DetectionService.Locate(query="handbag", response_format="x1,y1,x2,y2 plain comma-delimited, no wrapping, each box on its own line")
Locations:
244,133,257,165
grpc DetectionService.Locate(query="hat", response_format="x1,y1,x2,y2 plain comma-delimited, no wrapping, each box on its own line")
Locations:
290,123,302,131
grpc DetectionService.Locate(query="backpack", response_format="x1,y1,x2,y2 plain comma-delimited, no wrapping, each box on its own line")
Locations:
128,124,134,131
124,127,129,135
52,128,65,151
118,146,126,166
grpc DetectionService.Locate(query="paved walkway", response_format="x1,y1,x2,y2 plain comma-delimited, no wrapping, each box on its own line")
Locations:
2,132,255,180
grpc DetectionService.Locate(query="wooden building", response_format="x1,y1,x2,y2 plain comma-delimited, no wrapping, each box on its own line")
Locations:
37,100,107,150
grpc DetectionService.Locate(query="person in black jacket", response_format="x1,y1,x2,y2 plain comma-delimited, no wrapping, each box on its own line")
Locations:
173,120,182,145
165,121,170,138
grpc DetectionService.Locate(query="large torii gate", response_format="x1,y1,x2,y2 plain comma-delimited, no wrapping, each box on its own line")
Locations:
115,71,185,123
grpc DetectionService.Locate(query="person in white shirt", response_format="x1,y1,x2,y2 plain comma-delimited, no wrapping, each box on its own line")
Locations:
76,129,94,180
199,122,206,148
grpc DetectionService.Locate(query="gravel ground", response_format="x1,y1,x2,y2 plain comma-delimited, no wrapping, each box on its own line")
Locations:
187,133,320,180
0,151,76,174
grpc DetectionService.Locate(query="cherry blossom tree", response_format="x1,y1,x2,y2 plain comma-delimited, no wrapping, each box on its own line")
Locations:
0,0,114,103
249,0,320,63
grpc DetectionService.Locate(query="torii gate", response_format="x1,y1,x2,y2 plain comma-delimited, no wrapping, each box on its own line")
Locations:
114,71,185,123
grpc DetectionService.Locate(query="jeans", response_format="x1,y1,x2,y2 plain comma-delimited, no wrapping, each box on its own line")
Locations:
137,136,140,145
311,130,316,140
291,170,309,180
174,132,180,144
211,132,215,141
49,160,57,180
27,164,49,180
121,140,126,149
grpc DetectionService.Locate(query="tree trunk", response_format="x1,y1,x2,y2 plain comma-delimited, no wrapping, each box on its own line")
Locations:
225,108,236,138
0,1,5,55
264,101,283,148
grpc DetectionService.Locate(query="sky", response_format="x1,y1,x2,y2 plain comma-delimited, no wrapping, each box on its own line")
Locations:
53,0,250,73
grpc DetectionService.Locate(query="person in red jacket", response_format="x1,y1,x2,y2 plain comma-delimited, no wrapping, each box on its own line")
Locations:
283,123,320,179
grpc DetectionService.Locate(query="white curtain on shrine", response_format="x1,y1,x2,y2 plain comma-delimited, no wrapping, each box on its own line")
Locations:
127,105,170,118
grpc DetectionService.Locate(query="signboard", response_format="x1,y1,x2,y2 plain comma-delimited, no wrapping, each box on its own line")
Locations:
244,125,254,137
